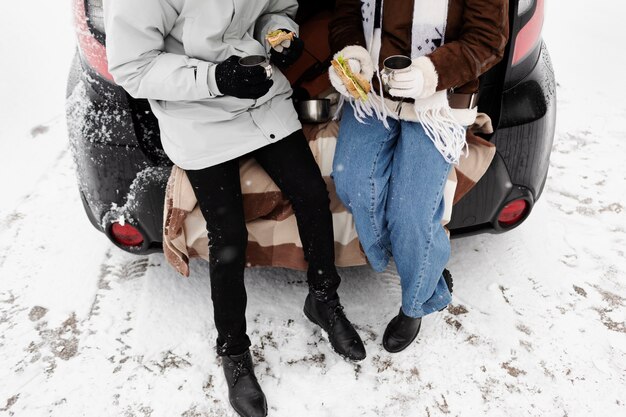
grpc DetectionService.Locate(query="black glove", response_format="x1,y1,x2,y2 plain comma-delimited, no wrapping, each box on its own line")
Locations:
214,55,274,100
269,30,304,69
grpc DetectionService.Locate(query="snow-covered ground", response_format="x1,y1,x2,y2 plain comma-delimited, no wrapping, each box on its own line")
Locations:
1,1,624,416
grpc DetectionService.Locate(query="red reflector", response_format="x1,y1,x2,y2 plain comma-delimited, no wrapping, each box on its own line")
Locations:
512,0,545,66
498,199,529,226
111,223,144,247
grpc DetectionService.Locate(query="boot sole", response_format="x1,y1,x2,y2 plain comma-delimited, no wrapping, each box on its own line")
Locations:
229,398,268,417
302,308,366,363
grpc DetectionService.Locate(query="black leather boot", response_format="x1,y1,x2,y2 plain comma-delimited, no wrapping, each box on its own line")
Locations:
438,268,454,312
382,308,422,353
221,350,267,417
303,294,366,361
443,268,453,294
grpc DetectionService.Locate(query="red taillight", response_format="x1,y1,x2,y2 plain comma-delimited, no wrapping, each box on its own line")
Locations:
110,223,144,247
512,0,545,66
73,0,114,82
498,199,529,227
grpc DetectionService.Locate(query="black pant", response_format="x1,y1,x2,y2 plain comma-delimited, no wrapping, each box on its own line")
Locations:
186,130,341,356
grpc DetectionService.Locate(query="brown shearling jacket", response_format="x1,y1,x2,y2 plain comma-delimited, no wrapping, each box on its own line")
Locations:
329,0,509,94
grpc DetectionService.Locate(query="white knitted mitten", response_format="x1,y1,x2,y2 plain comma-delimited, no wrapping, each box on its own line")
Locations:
387,56,438,100
328,45,374,98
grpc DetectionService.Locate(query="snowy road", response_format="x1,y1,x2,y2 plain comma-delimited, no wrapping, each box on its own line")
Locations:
1,1,625,416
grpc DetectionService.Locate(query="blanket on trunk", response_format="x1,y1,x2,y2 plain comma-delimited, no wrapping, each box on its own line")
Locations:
163,121,495,277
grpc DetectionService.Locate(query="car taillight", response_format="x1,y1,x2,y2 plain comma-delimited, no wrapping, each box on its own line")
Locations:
498,199,529,227
110,222,144,247
512,0,544,66
73,0,114,82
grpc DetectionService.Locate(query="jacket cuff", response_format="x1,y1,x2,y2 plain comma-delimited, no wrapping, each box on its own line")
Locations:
335,45,374,80
201,61,222,97
412,56,438,99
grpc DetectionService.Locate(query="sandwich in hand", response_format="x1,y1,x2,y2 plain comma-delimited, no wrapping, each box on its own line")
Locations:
266,30,295,48
331,55,371,101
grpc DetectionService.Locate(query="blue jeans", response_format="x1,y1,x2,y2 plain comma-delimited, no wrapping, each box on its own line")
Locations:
333,106,453,318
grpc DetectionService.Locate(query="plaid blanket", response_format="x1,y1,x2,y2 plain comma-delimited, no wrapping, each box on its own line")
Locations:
163,120,495,277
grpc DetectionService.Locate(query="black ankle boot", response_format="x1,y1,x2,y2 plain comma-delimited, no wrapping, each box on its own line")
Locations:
438,268,454,312
222,350,267,417
443,268,453,294
303,294,366,361
382,308,422,353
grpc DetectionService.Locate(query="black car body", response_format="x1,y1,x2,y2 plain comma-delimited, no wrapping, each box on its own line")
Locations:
66,0,555,254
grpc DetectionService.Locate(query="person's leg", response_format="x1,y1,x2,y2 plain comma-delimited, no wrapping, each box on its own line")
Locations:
253,129,366,361
386,121,453,318
187,161,267,416
332,105,400,272
253,130,339,300
185,161,251,356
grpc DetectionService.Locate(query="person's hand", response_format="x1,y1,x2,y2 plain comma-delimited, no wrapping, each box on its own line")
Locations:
269,29,304,68
328,45,374,98
387,64,425,99
214,55,273,100
329,58,361,98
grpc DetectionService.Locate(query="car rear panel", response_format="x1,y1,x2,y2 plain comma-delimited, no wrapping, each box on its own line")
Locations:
449,0,555,234
68,0,556,251
66,51,169,251
494,43,556,200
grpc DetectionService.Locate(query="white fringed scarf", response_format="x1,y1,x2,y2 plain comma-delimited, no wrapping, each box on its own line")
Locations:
347,0,467,164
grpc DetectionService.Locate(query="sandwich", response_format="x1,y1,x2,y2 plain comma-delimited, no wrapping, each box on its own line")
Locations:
331,55,371,101
266,30,295,48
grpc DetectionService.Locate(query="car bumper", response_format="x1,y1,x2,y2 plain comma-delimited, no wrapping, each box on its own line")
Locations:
449,43,556,237
67,52,169,253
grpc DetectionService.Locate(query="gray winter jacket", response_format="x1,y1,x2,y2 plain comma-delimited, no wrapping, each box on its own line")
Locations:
104,0,301,169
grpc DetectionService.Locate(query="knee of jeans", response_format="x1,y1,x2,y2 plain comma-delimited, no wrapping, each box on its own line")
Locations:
387,201,431,235
390,190,446,230
333,171,368,209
